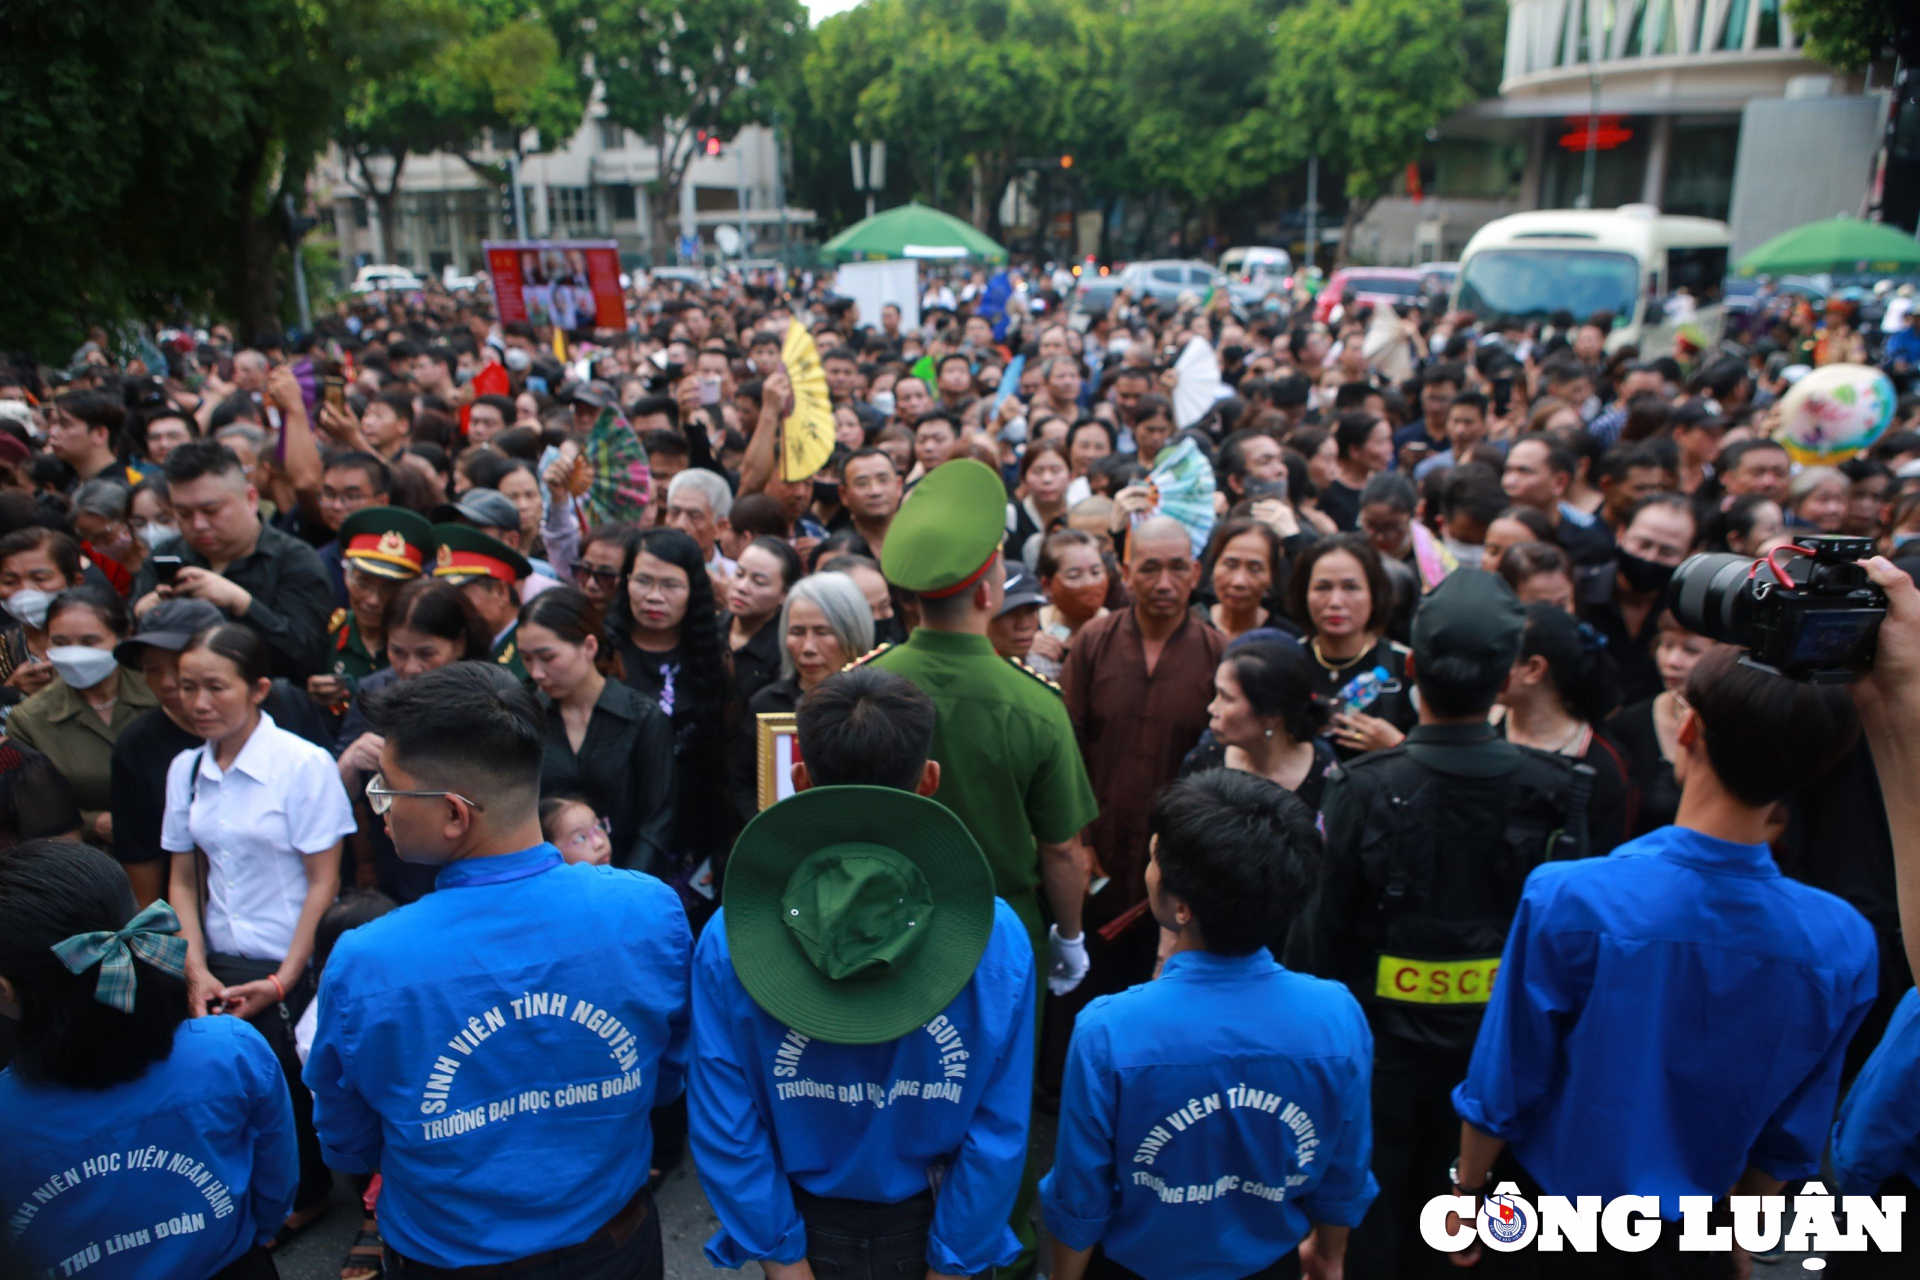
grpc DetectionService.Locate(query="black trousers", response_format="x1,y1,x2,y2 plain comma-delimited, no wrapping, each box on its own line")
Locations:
384,1191,660,1279
206,955,331,1212
792,1186,948,1280
1085,1243,1299,1280
1345,1039,1473,1280
211,1246,280,1279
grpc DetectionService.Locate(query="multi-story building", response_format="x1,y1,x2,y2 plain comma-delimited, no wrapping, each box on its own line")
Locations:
1352,0,1888,264
312,102,813,280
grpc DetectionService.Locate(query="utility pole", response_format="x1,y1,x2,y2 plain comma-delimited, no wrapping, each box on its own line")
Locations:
772,114,790,264
509,153,528,239
1305,154,1319,274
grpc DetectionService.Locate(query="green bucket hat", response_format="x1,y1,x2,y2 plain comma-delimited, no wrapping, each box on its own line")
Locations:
724,785,995,1045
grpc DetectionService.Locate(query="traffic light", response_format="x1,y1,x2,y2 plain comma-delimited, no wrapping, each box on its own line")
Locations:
500,183,518,232
706,135,723,157
1060,154,1074,170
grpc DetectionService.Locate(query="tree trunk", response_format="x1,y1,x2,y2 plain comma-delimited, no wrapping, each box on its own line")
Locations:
223,125,282,343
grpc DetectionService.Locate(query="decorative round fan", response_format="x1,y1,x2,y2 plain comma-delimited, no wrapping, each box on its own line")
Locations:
1143,436,1217,557
781,319,836,482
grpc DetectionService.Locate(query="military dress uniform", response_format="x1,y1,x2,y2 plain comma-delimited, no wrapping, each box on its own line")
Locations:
328,507,434,699
431,523,531,681
1287,571,1595,1280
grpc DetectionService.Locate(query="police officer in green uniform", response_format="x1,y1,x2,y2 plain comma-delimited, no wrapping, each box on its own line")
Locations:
1288,569,1594,1280
864,459,1100,1279
431,523,532,681
315,507,434,711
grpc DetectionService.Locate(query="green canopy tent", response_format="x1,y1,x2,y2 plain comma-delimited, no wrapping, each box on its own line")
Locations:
820,202,1008,265
1735,217,1920,278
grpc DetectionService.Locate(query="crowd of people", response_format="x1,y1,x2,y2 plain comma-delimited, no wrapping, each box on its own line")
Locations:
3,259,1920,1280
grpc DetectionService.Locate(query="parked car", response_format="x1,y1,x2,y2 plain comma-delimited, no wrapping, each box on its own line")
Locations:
1074,259,1225,316
1221,247,1296,310
1416,261,1459,302
350,265,426,294
1313,267,1425,325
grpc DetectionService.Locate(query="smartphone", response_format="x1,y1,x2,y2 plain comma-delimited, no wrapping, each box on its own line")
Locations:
322,359,347,412
698,376,721,405
152,555,183,586
1492,375,1514,416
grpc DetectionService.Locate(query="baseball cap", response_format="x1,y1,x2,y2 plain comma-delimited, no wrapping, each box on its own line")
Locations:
997,562,1046,615
114,598,226,666
1410,569,1524,693
432,488,521,533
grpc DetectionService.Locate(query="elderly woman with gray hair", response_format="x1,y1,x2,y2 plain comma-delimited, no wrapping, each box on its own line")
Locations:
731,570,875,822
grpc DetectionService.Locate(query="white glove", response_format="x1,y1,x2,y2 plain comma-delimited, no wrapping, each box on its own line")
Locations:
1048,924,1090,996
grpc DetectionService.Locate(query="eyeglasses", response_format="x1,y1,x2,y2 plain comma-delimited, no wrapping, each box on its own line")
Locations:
558,817,611,855
365,773,486,816
629,574,689,596
571,562,623,583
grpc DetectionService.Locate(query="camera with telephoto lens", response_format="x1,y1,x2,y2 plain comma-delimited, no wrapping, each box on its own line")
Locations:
1666,535,1887,683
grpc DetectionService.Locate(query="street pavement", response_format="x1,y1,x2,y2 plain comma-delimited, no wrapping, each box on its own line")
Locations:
271,1125,1823,1278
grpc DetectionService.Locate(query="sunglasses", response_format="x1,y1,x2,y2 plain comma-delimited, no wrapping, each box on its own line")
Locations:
570,562,622,584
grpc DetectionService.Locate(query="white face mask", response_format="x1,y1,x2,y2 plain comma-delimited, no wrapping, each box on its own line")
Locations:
504,348,533,373
869,390,895,417
47,645,119,690
4,587,54,630
138,523,179,552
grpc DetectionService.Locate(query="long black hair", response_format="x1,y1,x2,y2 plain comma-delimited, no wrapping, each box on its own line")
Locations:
0,839,188,1088
612,527,736,856
1222,639,1334,744
1518,602,1619,724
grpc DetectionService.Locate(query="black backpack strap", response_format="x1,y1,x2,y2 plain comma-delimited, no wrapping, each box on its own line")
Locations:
1558,761,1595,861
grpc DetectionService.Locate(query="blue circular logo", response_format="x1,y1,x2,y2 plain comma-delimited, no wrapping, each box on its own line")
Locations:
1482,1193,1529,1245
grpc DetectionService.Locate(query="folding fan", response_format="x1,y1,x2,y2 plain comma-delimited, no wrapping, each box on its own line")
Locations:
1143,436,1217,557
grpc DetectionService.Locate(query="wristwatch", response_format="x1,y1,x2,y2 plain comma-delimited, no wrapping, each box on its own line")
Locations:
1448,1159,1486,1197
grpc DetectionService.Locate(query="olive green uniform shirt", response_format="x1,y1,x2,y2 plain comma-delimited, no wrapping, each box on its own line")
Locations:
7,670,160,845
491,622,528,682
869,628,1099,953
328,609,385,690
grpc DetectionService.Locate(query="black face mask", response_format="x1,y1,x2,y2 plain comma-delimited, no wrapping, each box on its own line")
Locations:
873,613,908,648
1616,548,1676,595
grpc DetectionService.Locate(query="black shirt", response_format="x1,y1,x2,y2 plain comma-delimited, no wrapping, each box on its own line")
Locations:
1580,584,1664,708
612,634,686,714
1299,636,1417,760
722,612,782,708
734,677,803,823
1320,479,1363,532
537,679,677,872
1606,698,1682,839
1178,734,1336,813
131,522,335,680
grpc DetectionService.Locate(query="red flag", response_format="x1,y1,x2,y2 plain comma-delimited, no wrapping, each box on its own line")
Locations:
461,360,513,436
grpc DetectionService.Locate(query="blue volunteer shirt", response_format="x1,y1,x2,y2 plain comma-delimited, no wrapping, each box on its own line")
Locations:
304,844,691,1268
0,1016,296,1280
1454,824,1877,1218
1041,950,1377,1280
689,898,1035,1276
1832,987,1920,1195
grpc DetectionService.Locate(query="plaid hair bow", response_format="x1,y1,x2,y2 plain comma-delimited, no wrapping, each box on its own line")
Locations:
51,900,190,1013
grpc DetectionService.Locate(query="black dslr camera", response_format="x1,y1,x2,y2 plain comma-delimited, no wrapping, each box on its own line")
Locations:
1667,535,1887,683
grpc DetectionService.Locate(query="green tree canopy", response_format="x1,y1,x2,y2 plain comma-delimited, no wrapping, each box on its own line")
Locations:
0,0,461,354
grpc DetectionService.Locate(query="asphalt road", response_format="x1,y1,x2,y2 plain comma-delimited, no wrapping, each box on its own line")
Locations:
271,1134,1826,1278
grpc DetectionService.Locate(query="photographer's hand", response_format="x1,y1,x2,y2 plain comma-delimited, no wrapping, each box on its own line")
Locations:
1856,556,1920,980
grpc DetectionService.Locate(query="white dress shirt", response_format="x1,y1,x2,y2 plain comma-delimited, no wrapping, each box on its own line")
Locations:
162,712,357,961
